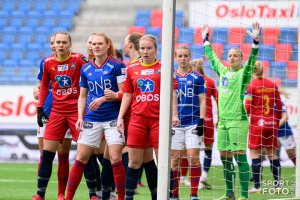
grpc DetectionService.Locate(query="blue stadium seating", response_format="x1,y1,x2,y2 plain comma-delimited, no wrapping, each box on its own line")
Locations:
135,10,151,27
191,44,204,60
258,45,275,62
292,44,298,61
270,61,287,80
279,28,297,44
146,27,161,41
178,27,194,43
175,10,184,28
212,27,228,44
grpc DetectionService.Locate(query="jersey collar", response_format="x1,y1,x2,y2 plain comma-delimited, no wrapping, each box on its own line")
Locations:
92,56,109,68
140,59,159,67
55,52,71,62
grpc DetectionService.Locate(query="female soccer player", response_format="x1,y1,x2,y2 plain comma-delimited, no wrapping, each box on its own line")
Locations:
170,45,206,200
190,58,218,190
201,22,261,200
117,34,180,200
65,33,126,200
32,32,88,200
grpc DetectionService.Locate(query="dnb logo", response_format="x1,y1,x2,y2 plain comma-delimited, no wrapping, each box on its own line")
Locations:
137,78,155,92
55,75,72,88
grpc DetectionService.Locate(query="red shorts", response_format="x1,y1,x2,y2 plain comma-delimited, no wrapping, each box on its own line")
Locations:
204,119,214,145
44,111,79,142
248,119,278,149
127,113,158,149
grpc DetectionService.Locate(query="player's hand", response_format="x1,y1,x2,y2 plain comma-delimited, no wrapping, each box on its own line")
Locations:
246,21,262,44
37,107,48,127
117,118,124,134
194,118,204,136
172,115,180,127
104,89,118,101
89,97,104,111
33,86,39,100
75,118,83,131
201,24,210,42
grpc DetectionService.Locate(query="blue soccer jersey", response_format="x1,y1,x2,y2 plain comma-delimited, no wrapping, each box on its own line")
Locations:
175,69,206,127
278,102,293,137
37,57,52,116
80,56,126,122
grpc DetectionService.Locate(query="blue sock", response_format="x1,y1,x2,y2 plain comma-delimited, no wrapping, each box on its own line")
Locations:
144,160,157,200
92,155,101,191
97,154,104,166
84,155,97,197
203,150,212,173
270,159,281,187
251,158,262,189
125,167,140,200
37,150,56,198
101,158,113,199
122,152,129,171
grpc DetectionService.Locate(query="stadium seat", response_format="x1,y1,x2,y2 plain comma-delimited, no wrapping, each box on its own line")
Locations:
228,27,246,44
175,10,184,28
258,45,275,62
287,61,298,80
204,61,217,77
212,27,228,44
240,43,252,61
1,1,16,12
151,9,163,28
194,27,213,44
16,0,32,12
211,43,224,59
146,27,161,41
275,43,292,61
57,17,73,30
33,1,49,12
25,16,41,29
19,59,35,67
270,61,287,80
18,27,34,44
279,27,298,44
128,26,146,35
10,16,24,29
42,18,57,28
2,59,19,67
191,44,204,60
25,50,42,61
178,27,194,43
135,10,151,27
292,44,298,61
263,27,279,45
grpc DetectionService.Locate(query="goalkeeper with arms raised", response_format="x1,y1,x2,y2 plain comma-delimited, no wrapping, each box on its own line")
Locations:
201,22,261,200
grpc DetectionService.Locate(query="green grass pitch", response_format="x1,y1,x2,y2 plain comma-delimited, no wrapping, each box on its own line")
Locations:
0,163,296,200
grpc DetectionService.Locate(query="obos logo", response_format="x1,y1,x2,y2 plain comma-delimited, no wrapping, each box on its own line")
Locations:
136,78,159,102
55,75,72,88
137,78,154,92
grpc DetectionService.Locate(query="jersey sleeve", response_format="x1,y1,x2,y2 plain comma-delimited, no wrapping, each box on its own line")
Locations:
204,44,228,76
38,62,51,107
37,58,45,80
122,67,134,93
115,62,126,83
173,71,178,89
211,79,218,103
242,48,259,87
195,75,206,95
79,66,88,88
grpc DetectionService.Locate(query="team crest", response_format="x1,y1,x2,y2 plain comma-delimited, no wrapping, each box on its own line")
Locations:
110,120,117,127
70,63,76,70
156,68,161,74
83,122,94,129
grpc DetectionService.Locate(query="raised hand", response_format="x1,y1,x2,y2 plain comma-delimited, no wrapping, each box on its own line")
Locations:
246,21,262,44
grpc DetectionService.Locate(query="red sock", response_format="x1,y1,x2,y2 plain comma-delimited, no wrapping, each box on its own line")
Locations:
58,153,69,196
65,160,85,200
172,170,180,196
190,164,201,195
112,161,126,200
180,158,189,177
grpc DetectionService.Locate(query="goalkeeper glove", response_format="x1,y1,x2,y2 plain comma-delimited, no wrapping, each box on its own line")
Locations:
201,24,209,43
246,21,262,45
37,107,48,127
194,118,204,136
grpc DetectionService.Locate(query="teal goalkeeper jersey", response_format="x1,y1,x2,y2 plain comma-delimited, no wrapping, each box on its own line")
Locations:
204,44,258,120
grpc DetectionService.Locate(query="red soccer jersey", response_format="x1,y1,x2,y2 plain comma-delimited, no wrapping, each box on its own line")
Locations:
38,52,87,113
122,60,178,118
203,75,218,119
245,78,282,121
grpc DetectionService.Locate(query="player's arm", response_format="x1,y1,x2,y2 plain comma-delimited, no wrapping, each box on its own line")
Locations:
199,93,206,119
37,64,50,127
76,87,88,131
172,89,180,127
275,86,283,120
244,86,252,115
33,81,41,100
117,92,133,134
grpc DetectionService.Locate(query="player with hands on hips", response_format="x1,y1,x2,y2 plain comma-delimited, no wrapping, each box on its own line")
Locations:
202,22,261,200
170,45,206,200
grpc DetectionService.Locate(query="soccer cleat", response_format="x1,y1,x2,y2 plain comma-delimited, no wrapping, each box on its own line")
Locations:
180,176,191,186
198,181,212,190
214,194,236,200
169,195,180,200
191,194,200,200
248,187,262,194
32,194,45,200
90,196,98,200
237,197,248,200
110,192,117,200
57,194,65,200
